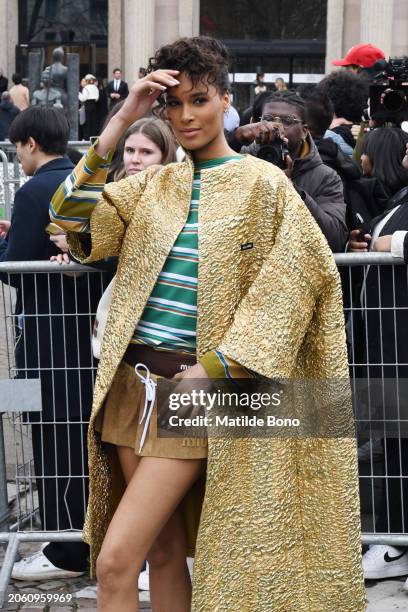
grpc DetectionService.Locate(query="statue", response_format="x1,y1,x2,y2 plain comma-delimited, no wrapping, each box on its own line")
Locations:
31,69,63,108
28,46,79,138
48,47,68,108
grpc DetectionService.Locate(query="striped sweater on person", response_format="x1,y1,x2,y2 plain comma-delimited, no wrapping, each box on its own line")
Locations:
49,143,253,378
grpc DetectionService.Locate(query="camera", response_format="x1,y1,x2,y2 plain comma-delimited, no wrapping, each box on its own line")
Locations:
256,134,289,169
369,56,408,123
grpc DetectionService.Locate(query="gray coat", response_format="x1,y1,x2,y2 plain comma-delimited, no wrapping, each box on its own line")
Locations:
241,134,348,252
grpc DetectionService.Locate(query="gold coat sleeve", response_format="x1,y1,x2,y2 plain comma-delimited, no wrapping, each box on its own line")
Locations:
67,166,159,263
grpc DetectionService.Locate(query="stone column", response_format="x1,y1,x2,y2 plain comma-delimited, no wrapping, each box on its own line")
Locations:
178,0,200,37
67,53,80,140
28,52,42,96
391,0,408,56
0,0,19,82
325,0,345,74
122,0,155,83
360,0,394,58
155,0,179,49
155,0,200,49
108,0,123,77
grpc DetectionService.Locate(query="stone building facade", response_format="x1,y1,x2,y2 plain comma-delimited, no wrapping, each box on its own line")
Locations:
1,1,408,84
326,0,408,72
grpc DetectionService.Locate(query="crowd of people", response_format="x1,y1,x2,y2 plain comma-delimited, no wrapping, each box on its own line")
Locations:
0,35,408,610
0,66,132,141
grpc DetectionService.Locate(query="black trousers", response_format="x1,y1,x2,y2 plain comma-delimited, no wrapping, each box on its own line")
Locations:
376,438,408,534
31,421,89,571
83,100,98,140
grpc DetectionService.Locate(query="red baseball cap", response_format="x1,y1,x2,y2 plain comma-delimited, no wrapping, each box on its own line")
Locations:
332,43,385,68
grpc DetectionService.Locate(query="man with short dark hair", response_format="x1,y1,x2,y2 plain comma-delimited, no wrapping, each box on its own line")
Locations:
0,107,96,580
106,67,129,109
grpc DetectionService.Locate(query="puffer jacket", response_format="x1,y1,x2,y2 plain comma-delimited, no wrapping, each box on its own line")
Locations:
241,134,348,252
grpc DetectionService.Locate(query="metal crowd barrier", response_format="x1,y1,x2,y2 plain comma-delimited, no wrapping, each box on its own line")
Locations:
0,261,110,605
0,142,91,221
0,254,406,604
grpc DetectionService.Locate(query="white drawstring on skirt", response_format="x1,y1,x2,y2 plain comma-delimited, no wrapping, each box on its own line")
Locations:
135,363,157,453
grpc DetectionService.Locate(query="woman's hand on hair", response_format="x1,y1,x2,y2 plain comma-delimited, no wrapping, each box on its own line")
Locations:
96,70,179,158
116,70,180,127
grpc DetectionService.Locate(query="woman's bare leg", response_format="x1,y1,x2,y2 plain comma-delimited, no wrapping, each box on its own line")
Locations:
147,507,191,611
117,446,140,484
96,456,205,612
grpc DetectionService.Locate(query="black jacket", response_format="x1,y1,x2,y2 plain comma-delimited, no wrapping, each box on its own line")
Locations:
0,100,19,140
241,135,348,252
0,158,106,420
351,188,408,380
315,137,389,230
290,135,348,252
106,79,129,107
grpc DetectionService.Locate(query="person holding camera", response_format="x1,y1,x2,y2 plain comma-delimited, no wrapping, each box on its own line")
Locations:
235,90,348,252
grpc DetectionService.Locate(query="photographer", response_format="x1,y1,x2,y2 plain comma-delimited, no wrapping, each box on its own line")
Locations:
235,91,348,252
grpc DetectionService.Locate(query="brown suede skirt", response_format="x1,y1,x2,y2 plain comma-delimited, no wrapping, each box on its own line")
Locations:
94,344,208,459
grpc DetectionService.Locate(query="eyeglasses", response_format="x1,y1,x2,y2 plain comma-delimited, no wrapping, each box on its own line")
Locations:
261,114,304,126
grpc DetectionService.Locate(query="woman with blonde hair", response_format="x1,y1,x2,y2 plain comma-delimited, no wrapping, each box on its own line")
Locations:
113,117,177,181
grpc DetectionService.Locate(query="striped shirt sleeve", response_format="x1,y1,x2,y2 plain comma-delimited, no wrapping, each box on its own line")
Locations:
49,141,114,233
200,350,256,379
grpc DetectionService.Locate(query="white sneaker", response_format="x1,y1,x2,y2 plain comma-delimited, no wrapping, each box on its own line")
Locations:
12,550,85,581
138,563,149,591
363,545,408,579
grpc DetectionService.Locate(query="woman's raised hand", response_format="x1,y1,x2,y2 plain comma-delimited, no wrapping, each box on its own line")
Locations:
116,70,180,126
95,70,180,159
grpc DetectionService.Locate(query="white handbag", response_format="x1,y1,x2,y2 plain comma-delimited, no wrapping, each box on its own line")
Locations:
92,275,115,359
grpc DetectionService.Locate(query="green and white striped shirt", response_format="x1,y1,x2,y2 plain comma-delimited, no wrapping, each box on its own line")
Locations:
132,155,242,353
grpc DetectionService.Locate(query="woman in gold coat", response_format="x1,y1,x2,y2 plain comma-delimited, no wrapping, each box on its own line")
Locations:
50,37,365,611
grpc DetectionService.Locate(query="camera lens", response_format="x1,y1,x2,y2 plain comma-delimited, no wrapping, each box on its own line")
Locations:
382,89,406,112
257,144,282,165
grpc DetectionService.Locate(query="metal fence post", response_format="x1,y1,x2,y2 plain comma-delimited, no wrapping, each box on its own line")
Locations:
0,150,13,221
0,416,9,533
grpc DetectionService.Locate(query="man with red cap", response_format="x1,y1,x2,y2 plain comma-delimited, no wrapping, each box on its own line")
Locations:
332,43,385,73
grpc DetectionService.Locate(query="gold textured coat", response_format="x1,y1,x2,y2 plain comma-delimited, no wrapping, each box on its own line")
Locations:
68,154,366,611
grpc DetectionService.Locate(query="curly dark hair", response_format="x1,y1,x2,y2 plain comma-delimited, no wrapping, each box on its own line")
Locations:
297,87,334,138
317,71,369,123
261,90,307,122
147,36,230,94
